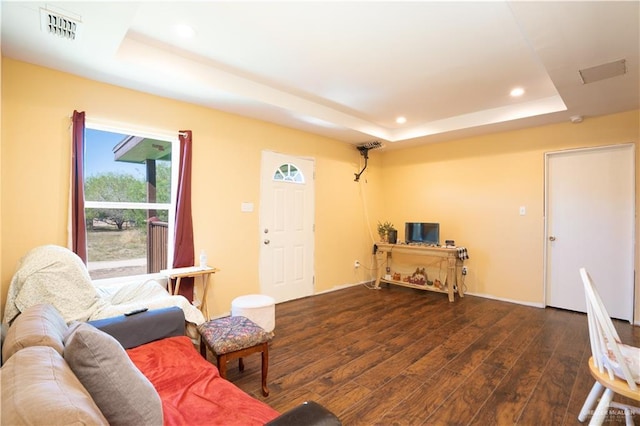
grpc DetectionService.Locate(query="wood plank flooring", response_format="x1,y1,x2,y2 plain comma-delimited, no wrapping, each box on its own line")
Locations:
223,284,640,425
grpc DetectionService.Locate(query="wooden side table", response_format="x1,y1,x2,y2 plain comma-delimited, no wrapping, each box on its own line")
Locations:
374,243,465,302
160,266,219,318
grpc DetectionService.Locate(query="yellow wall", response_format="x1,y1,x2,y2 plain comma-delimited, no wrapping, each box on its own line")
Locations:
0,18,3,302
0,58,378,318
380,110,639,320
1,58,638,322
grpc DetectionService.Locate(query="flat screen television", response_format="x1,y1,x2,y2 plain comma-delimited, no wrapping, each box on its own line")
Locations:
405,222,439,245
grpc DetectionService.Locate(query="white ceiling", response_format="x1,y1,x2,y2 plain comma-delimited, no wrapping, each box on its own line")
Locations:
2,1,638,149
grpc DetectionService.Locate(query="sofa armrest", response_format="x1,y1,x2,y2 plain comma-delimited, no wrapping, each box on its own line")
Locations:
88,307,185,349
266,401,342,426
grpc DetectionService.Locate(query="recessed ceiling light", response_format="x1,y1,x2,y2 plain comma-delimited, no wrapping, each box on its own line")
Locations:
510,87,525,97
395,116,407,124
174,24,196,38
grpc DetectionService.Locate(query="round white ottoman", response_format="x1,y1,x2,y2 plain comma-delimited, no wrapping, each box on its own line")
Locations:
231,294,275,333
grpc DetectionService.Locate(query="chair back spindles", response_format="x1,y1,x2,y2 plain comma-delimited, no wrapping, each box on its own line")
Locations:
580,268,638,391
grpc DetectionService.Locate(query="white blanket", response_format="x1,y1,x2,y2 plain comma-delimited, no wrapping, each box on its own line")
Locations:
3,245,205,326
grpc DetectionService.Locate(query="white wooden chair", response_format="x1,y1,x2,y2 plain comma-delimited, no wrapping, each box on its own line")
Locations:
578,268,640,426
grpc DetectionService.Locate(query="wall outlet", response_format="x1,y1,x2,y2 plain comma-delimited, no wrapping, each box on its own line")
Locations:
462,266,468,275
354,260,360,268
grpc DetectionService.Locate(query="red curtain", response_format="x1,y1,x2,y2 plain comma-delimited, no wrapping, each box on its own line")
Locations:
71,111,88,263
173,130,195,301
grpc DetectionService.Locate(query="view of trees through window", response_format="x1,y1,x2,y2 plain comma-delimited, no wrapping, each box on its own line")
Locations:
84,128,173,280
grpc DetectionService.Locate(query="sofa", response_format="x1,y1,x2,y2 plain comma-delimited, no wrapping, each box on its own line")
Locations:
1,303,285,425
3,245,206,330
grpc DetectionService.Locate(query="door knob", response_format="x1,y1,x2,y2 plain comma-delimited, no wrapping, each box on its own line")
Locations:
549,236,556,241
264,239,270,245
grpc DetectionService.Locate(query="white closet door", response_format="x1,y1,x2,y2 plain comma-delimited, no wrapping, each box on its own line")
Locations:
545,144,635,322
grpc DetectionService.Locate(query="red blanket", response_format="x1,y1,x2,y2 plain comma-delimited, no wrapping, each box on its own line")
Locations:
127,336,280,425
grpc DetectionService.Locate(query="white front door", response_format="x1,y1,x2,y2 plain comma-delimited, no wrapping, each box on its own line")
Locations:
259,151,315,303
545,144,635,322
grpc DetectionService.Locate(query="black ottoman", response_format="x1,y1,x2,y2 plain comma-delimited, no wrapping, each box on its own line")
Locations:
266,401,342,426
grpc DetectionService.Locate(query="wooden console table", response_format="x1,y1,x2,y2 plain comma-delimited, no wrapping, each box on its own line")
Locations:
374,243,465,302
160,266,219,318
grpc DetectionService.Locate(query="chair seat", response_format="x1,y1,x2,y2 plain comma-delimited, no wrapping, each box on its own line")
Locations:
588,357,640,402
198,316,272,355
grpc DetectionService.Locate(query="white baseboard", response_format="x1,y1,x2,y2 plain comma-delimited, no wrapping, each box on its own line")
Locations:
463,291,545,308
313,281,371,296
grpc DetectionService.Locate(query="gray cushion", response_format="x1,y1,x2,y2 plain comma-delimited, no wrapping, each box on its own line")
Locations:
63,322,163,426
1,346,108,425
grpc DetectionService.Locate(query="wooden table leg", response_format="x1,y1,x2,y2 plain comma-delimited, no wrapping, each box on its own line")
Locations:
447,255,456,302
173,276,183,296
200,274,210,319
261,342,269,397
374,252,384,289
457,259,465,298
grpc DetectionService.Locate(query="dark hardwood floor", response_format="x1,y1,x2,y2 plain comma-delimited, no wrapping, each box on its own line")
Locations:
224,284,639,425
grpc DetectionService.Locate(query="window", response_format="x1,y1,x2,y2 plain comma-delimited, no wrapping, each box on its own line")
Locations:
84,126,177,280
273,163,305,183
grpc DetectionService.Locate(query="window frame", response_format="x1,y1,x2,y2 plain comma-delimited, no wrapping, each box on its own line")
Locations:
273,162,305,183
84,119,180,275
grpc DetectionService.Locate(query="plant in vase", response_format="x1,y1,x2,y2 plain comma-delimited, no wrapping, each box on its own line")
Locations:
377,221,395,243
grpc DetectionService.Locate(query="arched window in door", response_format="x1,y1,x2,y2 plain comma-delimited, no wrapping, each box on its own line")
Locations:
273,163,305,183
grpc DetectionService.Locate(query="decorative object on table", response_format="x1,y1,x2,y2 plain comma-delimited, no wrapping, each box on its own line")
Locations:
457,247,469,260
388,229,398,244
408,267,427,285
377,221,395,243
392,272,401,281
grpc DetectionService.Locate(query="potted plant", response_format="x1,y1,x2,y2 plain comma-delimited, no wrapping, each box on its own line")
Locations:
377,221,395,243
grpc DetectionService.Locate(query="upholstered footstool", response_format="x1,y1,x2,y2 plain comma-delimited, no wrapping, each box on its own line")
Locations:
198,316,273,396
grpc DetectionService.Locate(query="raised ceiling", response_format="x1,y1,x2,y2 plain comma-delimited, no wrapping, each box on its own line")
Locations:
2,1,638,149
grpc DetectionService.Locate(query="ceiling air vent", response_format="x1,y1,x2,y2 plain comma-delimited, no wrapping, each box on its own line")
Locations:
40,6,82,41
579,59,627,84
